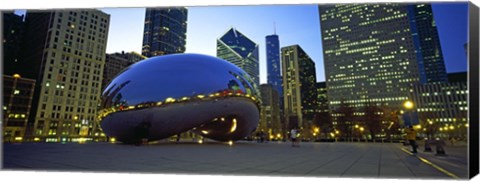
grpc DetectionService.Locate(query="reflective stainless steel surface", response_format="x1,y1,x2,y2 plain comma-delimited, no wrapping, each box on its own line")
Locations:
99,53,260,143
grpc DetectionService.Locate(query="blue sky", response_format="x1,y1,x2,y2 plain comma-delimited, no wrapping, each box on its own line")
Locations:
99,3,468,83
16,3,468,83
100,5,323,84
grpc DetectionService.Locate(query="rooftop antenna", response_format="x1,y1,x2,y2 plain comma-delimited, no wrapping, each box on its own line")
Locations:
274,21,276,35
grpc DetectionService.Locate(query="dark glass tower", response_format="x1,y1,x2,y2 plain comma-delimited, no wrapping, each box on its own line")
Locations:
142,8,187,57
266,34,283,96
217,27,259,88
408,4,448,83
281,45,317,129
2,12,25,76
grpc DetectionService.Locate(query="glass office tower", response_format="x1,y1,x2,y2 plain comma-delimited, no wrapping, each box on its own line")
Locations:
266,34,283,96
217,27,260,88
142,8,187,57
281,45,317,129
408,4,448,83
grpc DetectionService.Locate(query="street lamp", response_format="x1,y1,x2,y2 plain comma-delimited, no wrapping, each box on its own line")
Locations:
359,127,365,142
404,100,414,110
403,100,416,129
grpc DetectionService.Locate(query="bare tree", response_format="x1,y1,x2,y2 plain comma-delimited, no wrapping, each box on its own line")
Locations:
314,111,333,139
382,108,401,141
361,102,383,141
334,101,355,141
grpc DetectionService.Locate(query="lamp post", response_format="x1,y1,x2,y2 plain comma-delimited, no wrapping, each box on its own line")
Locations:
403,100,415,127
359,127,365,142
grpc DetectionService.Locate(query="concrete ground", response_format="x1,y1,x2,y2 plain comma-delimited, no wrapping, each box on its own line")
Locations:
2,141,468,179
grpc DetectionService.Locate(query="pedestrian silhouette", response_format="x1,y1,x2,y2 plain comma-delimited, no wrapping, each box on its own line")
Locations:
291,128,299,147
135,121,151,145
405,126,417,153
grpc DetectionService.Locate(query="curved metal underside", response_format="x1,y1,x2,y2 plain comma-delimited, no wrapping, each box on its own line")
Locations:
100,97,259,143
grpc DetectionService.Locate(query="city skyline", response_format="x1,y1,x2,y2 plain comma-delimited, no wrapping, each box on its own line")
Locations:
13,3,468,84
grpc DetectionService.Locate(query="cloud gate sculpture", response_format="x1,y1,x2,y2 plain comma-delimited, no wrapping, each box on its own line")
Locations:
98,54,260,143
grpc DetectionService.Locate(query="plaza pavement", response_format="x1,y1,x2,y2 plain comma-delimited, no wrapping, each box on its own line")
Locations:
2,141,468,179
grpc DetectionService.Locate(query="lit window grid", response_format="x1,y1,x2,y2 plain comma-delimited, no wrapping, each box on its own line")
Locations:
3,75,36,140
412,82,468,127
281,45,317,127
320,4,422,112
30,10,110,139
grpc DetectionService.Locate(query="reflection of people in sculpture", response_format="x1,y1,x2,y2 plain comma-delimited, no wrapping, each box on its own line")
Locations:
135,121,151,145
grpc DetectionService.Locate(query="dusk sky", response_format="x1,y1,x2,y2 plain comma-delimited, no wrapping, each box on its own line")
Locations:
16,3,469,83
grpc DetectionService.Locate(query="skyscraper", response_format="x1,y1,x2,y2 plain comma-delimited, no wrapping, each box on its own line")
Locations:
281,45,317,129
259,84,282,139
142,8,188,57
408,4,448,83
266,33,283,96
3,74,35,142
18,10,110,142
316,82,329,113
319,4,447,112
217,27,260,88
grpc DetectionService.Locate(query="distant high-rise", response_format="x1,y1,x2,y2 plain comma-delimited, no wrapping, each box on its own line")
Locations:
3,75,35,142
142,8,187,57
18,10,110,142
319,4,447,112
259,84,282,139
217,27,260,88
408,4,448,83
2,12,25,75
412,78,468,137
281,45,317,129
102,51,147,90
266,34,282,96
316,82,329,113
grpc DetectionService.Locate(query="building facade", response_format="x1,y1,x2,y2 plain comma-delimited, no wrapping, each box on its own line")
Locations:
408,4,448,83
259,84,282,140
316,82,329,113
142,8,188,57
217,27,260,88
319,4,448,114
412,79,468,138
3,75,36,142
102,51,146,90
281,45,317,130
18,10,110,142
3,12,25,76
266,34,283,96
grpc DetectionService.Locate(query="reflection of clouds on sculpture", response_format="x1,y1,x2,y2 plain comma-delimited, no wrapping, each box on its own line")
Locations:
98,54,260,143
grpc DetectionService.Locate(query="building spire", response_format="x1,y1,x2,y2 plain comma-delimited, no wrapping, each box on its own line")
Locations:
273,21,276,35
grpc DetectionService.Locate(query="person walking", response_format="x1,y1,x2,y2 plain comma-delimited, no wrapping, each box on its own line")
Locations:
405,126,417,153
291,128,299,147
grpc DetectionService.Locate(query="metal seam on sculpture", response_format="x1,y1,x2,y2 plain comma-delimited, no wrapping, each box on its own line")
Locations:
97,93,260,120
